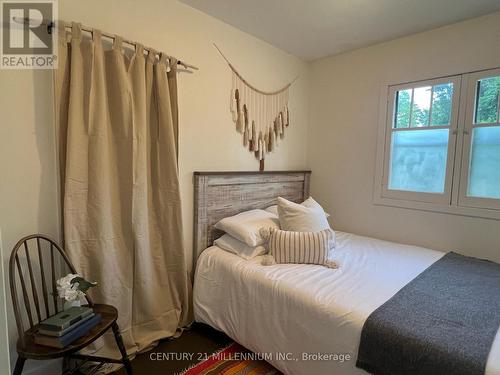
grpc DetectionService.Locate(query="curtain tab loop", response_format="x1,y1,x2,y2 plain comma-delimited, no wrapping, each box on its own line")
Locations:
169,57,178,72
71,22,82,40
159,53,168,65
136,43,144,56
57,21,70,44
57,20,66,38
147,49,157,62
160,53,171,71
92,29,102,43
113,36,123,51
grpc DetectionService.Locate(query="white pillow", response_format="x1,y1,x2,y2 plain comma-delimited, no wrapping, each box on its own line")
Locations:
264,205,279,216
277,197,331,232
264,228,337,268
214,234,267,259
266,204,330,218
214,209,279,247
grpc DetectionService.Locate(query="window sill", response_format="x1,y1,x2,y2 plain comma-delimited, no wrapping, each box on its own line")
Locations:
373,195,500,221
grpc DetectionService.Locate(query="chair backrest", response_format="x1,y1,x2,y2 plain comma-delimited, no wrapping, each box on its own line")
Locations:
9,234,93,347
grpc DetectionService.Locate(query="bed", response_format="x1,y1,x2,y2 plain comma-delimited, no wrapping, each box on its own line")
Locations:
192,171,500,375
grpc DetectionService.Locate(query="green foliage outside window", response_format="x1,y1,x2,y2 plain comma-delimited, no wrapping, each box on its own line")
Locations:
475,77,500,124
394,83,453,128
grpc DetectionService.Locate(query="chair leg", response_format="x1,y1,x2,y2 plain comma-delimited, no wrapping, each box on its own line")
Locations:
112,322,132,375
13,356,26,375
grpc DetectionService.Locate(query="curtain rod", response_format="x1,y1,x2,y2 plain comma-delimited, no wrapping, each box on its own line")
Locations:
12,17,199,73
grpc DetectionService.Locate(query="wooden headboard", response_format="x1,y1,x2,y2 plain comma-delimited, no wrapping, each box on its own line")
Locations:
193,171,311,262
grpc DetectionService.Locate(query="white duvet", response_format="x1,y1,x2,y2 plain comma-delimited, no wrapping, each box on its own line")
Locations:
193,232,500,375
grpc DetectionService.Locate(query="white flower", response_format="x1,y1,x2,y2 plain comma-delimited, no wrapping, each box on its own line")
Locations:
57,273,84,302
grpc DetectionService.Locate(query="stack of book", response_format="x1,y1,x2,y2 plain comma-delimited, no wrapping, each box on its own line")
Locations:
34,306,102,348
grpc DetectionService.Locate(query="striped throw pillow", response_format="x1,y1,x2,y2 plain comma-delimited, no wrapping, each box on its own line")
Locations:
266,228,337,268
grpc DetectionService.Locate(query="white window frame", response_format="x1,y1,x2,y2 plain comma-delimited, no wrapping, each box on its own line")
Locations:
374,68,500,221
458,68,500,211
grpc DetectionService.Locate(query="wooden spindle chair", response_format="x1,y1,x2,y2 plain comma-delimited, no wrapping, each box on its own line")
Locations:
9,234,132,375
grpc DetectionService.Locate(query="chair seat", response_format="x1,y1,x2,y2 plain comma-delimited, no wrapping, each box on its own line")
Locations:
17,304,118,360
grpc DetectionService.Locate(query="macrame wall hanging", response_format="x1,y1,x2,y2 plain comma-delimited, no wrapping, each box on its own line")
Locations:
214,44,298,171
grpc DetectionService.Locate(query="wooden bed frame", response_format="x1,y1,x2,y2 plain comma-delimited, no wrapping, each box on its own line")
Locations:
193,171,311,263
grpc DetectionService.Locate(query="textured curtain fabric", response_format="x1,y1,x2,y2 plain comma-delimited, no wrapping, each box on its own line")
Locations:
53,22,192,357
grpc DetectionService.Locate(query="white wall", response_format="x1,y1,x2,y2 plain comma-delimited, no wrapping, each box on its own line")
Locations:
309,12,500,262
0,0,309,373
0,67,62,374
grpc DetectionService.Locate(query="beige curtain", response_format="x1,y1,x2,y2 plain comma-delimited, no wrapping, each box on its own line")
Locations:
53,22,192,357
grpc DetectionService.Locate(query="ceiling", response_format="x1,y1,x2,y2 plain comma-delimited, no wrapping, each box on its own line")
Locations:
180,0,500,61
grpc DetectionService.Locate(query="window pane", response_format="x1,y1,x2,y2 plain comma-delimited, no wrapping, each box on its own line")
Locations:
411,86,431,127
389,129,449,193
467,126,500,199
475,76,500,124
430,83,453,126
394,89,411,128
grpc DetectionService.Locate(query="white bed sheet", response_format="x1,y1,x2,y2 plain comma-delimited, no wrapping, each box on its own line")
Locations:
193,231,500,375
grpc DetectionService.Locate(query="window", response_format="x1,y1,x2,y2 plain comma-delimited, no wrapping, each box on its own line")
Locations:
375,68,500,219
459,69,500,210
381,76,461,204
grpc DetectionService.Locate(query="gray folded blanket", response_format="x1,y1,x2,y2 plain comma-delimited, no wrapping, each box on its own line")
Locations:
357,252,500,375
